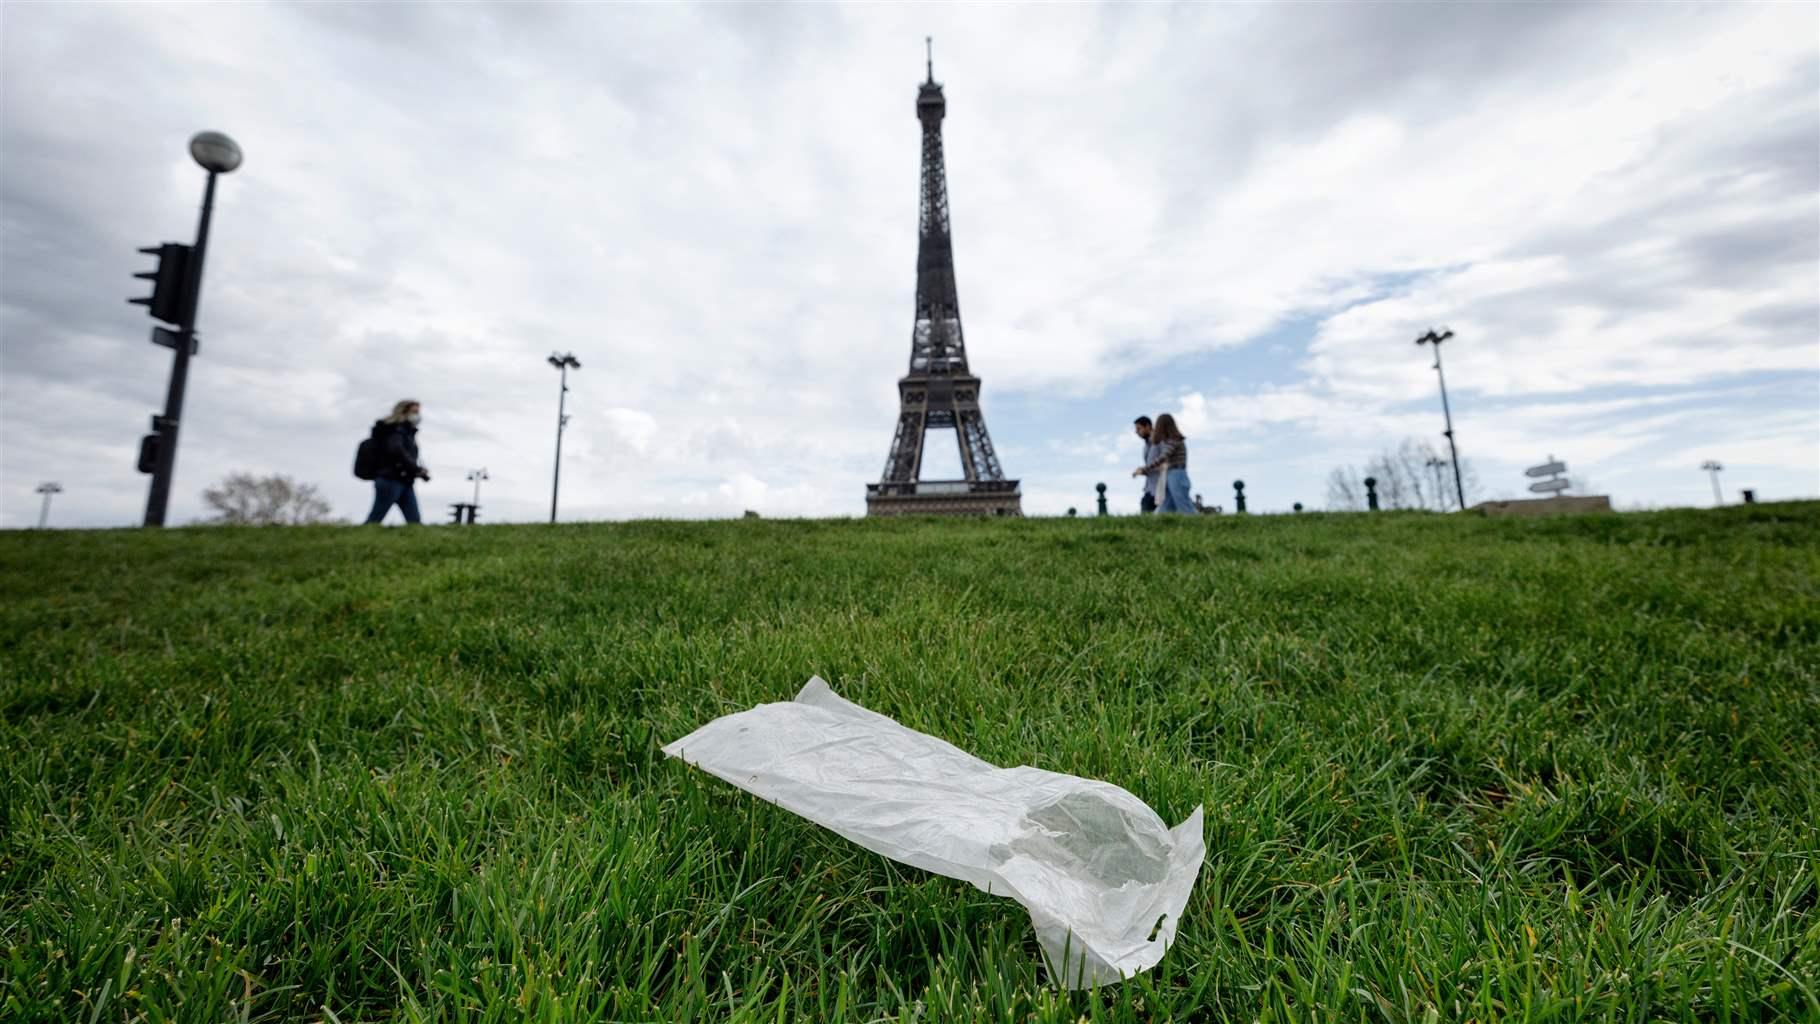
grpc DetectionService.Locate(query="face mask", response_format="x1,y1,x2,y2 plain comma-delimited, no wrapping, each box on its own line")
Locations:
406,412,421,425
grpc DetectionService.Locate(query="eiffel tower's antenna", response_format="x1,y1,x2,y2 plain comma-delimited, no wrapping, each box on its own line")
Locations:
926,36,934,83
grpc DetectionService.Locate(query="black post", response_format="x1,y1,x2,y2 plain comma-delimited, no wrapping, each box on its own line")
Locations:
1232,479,1246,514
143,171,217,527
1365,476,1379,511
1094,482,1107,517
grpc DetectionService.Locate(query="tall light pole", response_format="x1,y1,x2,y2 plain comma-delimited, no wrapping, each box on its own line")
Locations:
140,131,242,527
467,468,489,509
1415,328,1467,511
547,352,581,523
35,482,62,529
1425,456,1447,511
1701,460,1724,506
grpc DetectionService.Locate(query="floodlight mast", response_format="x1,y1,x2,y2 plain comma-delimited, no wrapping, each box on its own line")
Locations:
547,353,581,523
1701,460,1724,506
36,481,63,529
1415,328,1466,511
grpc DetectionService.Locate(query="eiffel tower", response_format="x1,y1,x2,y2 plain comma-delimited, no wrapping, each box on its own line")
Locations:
866,41,1022,518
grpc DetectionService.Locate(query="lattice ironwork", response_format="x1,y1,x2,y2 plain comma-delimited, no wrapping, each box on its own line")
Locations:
869,43,1020,518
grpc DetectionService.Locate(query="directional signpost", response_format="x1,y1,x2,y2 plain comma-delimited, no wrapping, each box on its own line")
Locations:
1525,456,1569,497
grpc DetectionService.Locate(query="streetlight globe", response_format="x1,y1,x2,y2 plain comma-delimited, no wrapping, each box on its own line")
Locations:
189,131,242,174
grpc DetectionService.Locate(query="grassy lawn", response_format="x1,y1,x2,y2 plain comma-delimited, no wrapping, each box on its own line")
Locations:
2,505,1817,1022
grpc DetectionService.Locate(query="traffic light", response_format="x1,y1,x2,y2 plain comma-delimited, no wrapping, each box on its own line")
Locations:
136,415,172,474
130,243,191,326
136,434,159,474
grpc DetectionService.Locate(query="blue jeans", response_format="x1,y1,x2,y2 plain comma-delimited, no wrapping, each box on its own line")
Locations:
365,477,421,524
1158,468,1194,514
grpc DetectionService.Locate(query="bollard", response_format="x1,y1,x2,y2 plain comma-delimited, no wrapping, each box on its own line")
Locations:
1095,482,1108,517
1741,489,1756,504
1364,476,1379,511
1293,502,1303,513
1233,480,1246,514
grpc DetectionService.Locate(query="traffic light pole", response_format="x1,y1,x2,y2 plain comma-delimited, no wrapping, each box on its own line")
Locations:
144,170,218,527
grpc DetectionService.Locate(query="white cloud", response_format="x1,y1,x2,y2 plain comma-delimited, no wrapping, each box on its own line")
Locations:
717,472,769,511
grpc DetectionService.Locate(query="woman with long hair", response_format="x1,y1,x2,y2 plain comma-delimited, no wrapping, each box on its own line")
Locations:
1131,413,1194,514
363,399,430,525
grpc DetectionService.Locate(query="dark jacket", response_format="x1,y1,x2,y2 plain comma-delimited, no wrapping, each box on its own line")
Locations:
374,420,423,482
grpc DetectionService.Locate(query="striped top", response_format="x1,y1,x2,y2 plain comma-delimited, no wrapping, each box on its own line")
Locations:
1141,438,1188,472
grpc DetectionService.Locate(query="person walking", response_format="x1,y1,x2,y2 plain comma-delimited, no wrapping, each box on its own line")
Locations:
363,400,430,525
1131,413,1194,514
1133,416,1161,514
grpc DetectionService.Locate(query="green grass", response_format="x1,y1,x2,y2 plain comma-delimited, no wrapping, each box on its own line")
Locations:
2,505,1817,1022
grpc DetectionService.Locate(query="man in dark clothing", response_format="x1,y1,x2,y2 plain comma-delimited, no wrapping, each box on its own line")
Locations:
1134,416,1160,514
364,400,430,524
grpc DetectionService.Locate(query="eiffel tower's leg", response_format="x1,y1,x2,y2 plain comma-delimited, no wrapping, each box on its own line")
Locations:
953,420,979,480
956,409,1005,482
881,410,926,483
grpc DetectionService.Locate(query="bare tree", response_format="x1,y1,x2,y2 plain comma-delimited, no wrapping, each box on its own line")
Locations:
1327,439,1479,511
201,473,336,525
1326,466,1365,511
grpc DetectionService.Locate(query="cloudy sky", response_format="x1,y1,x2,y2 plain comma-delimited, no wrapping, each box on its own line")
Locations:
2,2,1815,527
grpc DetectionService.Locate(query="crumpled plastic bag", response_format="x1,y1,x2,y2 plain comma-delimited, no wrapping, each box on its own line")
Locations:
662,677,1205,988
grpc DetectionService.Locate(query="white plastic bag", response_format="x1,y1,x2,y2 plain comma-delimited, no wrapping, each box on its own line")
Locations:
662,677,1205,988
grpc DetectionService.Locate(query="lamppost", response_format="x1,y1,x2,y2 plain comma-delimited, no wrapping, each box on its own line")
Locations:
1415,328,1467,511
35,482,62,529
140,131,242,527
547,353,581,523
1425,456,1447,511
467,468,489,508
1701,460,1724,506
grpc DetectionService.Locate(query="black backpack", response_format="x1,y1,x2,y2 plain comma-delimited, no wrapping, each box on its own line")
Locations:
353,422,388,480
